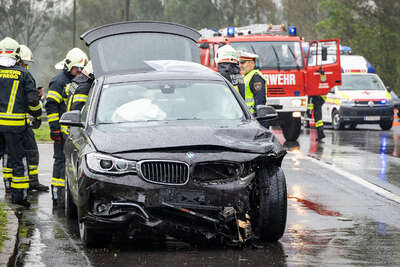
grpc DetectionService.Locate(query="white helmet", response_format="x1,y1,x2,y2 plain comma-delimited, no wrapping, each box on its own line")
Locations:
82,61,93,78
63,48,88,72
19,44,34,63
0,37,20,60
215,45,239,64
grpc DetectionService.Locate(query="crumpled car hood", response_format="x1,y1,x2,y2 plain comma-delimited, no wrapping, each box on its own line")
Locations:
88,120,285,156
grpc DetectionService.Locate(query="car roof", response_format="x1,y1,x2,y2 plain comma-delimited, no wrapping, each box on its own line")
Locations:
102,60,224,84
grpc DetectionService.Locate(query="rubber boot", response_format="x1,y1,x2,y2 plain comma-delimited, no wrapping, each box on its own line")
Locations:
316,127,326,142
3,178,11,193
32,184,49,192
11,189,30,208
52,185,65,209
30,176,49,192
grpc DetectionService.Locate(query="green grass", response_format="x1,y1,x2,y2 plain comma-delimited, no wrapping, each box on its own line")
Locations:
33,122,51,142
0,202,9,252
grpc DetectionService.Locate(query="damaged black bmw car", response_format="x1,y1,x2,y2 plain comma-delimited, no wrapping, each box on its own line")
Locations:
60,21,287,246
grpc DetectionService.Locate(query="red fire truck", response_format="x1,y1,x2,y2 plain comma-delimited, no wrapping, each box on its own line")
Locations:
198,24,342,141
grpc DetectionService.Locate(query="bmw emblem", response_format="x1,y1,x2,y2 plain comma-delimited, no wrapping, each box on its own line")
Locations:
368,101,374,107
186,152,195,159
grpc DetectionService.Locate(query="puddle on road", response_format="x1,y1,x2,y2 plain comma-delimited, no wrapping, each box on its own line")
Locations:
284,220,400,266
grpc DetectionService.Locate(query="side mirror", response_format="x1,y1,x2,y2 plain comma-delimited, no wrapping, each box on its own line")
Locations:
60,110,84,127
199,42,210,49
322,46,328,61
255,105,278,122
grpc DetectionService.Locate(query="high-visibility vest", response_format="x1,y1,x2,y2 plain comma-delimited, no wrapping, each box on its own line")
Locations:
243,69,267,109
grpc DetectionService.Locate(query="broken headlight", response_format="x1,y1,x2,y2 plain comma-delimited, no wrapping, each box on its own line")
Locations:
86,152,137,175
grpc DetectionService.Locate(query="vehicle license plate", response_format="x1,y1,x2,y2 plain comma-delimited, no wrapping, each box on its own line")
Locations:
364,116,380,121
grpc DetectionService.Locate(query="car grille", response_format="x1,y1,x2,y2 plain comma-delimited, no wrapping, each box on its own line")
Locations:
138,161,189,185
192,163,239,183
355,100,382,105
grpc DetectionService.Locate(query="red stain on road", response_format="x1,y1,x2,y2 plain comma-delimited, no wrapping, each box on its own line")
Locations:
288,196,342,217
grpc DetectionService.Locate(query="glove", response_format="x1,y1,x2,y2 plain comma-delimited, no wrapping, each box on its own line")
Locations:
50,129,61,144
31,117,41,129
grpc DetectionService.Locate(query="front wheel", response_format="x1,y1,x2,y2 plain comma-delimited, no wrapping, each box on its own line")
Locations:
252,166,287,242
380,120,393,130
280,113,301,141
332,110,344,130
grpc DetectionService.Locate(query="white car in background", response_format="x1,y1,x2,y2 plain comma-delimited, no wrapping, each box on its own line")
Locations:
322,72,393,130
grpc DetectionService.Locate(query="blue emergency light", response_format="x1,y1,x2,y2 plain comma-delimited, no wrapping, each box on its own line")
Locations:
226,27,235,37
288,26,297,36
367,61,375,73
380,99,387,104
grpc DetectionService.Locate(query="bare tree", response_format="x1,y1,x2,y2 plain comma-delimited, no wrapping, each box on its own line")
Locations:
0,0,63,50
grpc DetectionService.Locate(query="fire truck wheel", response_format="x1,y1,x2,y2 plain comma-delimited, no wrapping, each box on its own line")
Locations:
281,116,301,141
252,166,287,242
332,110,344,130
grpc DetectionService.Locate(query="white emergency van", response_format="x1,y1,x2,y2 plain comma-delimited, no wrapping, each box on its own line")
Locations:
321,55,394,130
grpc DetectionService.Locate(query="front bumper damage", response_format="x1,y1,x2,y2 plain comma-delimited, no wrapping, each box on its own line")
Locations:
77,150,284,246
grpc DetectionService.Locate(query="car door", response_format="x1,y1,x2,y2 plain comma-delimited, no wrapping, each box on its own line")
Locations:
305,39,342,96
80,21,201,77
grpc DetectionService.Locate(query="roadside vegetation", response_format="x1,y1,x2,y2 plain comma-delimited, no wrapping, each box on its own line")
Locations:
33,122,51,142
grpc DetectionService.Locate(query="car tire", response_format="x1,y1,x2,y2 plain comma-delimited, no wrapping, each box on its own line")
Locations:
281,114,301,141
252,166,287,242
380,120,393,131
348,123,357,130
65,180,77,219
332,110,344,130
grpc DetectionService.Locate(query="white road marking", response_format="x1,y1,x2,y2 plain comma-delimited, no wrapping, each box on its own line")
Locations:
301,153,400,204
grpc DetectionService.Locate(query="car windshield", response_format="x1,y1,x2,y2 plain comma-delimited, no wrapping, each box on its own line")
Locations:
338,74,385,91
230,41,303,69
96,80,245,124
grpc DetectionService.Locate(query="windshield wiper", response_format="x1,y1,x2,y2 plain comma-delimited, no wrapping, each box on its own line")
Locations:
271,45,281,71
287,46,300,71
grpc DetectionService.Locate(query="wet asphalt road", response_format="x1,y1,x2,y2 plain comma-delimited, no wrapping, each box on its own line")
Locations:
3,124,400,266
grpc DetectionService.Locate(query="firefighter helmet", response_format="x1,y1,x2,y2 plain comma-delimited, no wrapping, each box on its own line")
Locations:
19,44,34,63
215,45,239,64
63,48,88,72
0,37,20,60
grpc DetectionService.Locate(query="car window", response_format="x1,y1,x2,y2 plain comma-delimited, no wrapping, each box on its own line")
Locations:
337,74,385,91
81,81,96,123
96,80,244,124
91,33,200,75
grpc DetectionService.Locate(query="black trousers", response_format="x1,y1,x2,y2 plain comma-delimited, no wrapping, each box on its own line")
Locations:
2,128,39,187
311,96,325,128
23,128,39,187
3,131,29,191
51,137,65,188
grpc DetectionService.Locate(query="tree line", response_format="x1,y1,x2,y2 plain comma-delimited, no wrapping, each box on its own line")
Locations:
0,0,399,91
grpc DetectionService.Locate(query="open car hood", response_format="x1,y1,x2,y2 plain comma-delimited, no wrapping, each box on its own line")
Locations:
80,21,201,77
88,120,285,157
